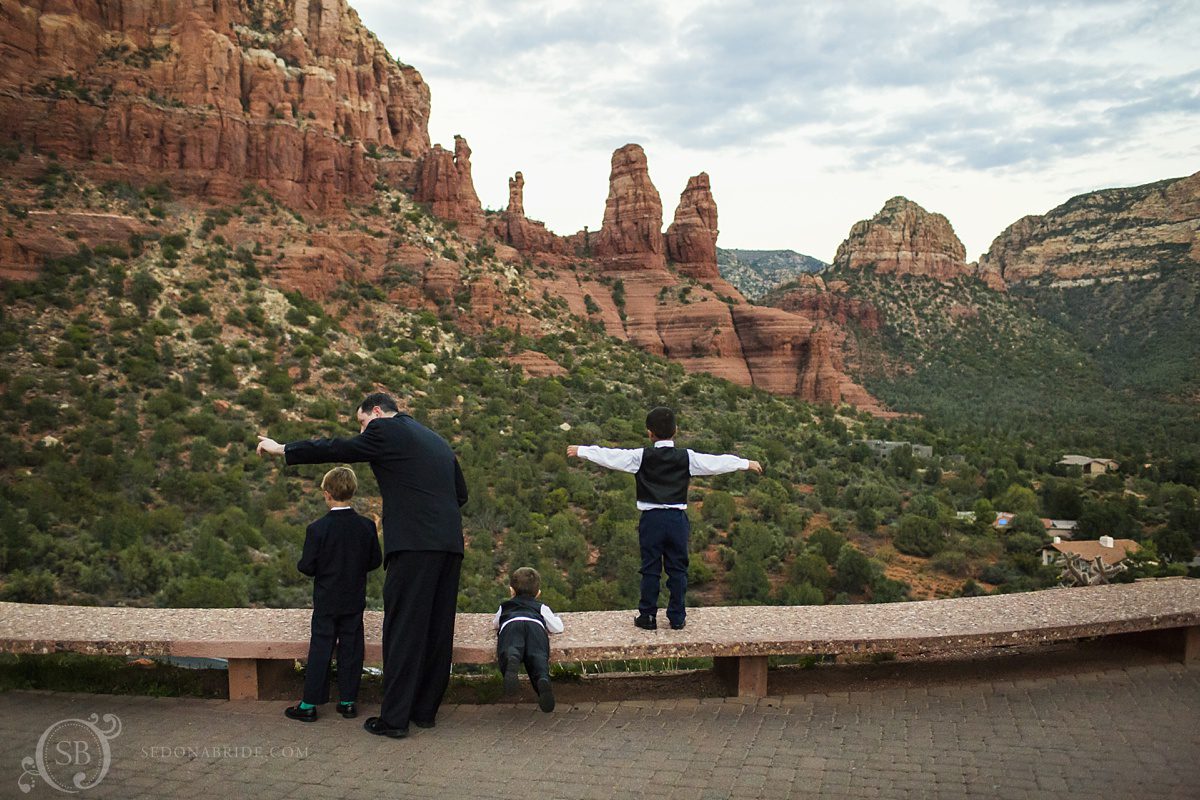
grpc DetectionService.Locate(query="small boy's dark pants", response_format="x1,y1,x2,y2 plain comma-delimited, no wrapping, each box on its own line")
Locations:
496,621,551,682
302,611,365,705
638,508,690,626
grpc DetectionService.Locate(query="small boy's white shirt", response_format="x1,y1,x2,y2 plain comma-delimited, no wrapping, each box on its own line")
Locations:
575,440,750,509
493,603,564,634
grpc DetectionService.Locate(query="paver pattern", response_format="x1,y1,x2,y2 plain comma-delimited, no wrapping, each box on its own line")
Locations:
3,660,1198,799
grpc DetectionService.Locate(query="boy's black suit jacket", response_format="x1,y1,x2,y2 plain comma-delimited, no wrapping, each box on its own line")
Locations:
284,414,468,556
298,509,382,615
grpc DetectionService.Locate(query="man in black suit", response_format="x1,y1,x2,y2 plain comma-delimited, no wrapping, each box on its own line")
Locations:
258,392,468,738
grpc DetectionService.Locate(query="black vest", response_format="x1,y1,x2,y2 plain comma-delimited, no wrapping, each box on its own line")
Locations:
635,446,690,505
498,595,546,628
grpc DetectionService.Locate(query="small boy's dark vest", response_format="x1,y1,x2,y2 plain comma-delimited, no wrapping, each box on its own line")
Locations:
635,446,690,505
499,595,546,628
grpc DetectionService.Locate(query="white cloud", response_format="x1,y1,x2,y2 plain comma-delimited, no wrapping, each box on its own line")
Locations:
353,0,1200,260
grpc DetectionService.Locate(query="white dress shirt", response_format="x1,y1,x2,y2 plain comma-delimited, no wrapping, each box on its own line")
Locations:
575,439,750,510
493,603,565,634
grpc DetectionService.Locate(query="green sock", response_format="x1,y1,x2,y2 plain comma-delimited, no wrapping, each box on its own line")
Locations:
298,702,315,710
338,700,354,706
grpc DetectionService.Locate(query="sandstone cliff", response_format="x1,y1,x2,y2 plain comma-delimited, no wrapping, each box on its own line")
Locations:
491,171,570,257
977,171,1200,286
0,0,430,208
591,144,667,271
665,172,720,280
833,196,970,281
413,135,484,237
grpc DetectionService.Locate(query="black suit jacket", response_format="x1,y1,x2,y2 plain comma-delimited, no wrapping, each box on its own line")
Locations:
297,508,383,616
285,415,468,556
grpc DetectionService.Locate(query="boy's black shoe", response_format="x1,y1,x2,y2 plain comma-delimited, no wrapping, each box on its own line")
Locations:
633,613,657,630
670,620,686,630
363,717,407,738
503,655,521,696
536,677,555,713
284,705,317,723
337,702,357,719
412,718,436,729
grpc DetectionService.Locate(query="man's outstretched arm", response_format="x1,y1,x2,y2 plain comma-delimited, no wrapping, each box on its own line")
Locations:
257,420,387,465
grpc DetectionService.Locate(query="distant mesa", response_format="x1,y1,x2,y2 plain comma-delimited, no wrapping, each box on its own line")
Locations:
977,170,1200,286
833,196,971,281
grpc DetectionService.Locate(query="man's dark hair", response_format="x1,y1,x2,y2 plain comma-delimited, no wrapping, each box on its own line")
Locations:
645,406,677,439
359,392,399,415
510,567,541,597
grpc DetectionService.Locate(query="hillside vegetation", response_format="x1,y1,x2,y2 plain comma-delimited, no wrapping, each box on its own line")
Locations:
831,266,1200,465
1,157,1196,618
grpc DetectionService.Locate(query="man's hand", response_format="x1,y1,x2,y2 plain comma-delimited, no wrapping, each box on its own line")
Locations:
257,435,285,457
747,460,763,474
566,445,580,458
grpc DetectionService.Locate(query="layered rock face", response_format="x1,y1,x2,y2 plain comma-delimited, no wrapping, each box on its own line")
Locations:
0,0,430,209
768,274,881,333
977,171,1200,285
591,144,667,271
413,135,484,237
665,172,720,279
833,197,970,280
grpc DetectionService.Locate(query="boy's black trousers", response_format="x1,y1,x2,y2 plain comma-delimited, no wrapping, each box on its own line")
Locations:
496,620,551,682
302,611,365,705
379,550,463,730
638,508,690,627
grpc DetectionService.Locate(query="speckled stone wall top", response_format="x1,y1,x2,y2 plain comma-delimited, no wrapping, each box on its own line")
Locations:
1,580,1197,663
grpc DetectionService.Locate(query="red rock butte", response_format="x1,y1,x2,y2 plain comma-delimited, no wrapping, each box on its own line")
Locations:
0,0,884,411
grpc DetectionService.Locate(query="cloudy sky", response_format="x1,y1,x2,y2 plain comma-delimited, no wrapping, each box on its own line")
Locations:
354,0,1200,262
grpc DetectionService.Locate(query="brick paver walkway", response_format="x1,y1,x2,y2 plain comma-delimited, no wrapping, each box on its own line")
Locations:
3,661,1198,799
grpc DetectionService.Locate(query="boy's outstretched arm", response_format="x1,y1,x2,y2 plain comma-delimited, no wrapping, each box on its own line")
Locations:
566,445,643,473
688,451,763,476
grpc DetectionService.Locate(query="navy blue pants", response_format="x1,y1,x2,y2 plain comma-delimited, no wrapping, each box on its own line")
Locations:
302,611,365,705
638,509,690,625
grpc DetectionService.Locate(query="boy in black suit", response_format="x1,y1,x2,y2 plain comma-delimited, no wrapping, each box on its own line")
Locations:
285,466,382,722
568,407,761,631
494,567,563,712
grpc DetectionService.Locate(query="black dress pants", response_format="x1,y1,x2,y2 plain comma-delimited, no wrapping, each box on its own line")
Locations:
380,550,463,730
496,620,551,683
302,611,365,705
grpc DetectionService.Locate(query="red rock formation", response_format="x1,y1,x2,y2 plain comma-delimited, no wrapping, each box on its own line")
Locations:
592,144,666,271
491,171,569,256
0,0,430,210
768,274,881,332
413,135,484,237
0,210,151,280
665,172,720,280
978,170,1200,285
833,197,969,280
509,350,567,378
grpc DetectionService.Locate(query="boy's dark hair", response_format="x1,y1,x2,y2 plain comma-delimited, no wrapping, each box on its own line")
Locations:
510,567,541,597
321,466,358,502
359,392,399,415
645,406,677,439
